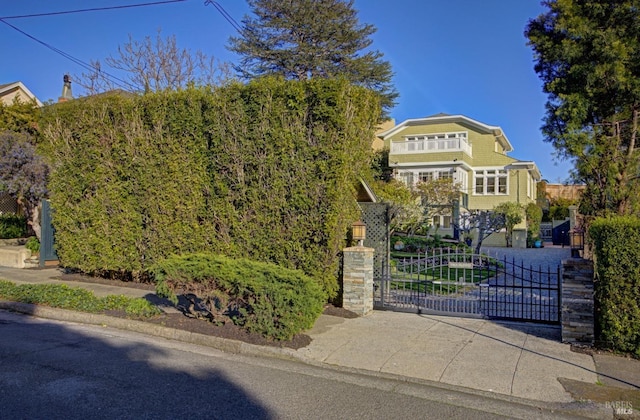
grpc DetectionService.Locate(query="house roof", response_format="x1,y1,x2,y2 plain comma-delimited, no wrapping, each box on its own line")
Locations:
505,161,542,180
356,178,377,203
0,81,44,107
377,113,514,152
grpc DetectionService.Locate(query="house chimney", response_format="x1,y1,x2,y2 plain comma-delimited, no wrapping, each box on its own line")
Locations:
58,74,73,103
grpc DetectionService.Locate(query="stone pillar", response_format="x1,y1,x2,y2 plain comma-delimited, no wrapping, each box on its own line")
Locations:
568,205,578,230
342,246,374,316
561,258,595,345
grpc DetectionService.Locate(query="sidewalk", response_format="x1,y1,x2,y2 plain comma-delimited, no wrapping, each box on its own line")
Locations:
1,266,638,418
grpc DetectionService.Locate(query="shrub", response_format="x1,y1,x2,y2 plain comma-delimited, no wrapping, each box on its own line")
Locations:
153,253,325,341
0,131,49,239
0,279,14,296
589,216,640,356
25,236,39,254
0,213,26,239
0,280,160,318
526,203,543,248
390,235,445,253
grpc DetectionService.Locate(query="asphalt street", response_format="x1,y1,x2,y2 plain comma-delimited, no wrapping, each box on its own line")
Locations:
0,310,586,420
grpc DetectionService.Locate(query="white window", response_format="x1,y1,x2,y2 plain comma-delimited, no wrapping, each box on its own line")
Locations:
405,132,469,151
439,170,453,180
418,171,433,182
474,169,508,195
398,171,414,187
432,215,452,229
475,177,484,194
527,172,534,198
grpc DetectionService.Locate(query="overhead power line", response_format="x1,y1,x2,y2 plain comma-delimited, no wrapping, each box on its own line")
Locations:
0,18,138,92
204,1,243,34
0,0,187,20
0,0,191,92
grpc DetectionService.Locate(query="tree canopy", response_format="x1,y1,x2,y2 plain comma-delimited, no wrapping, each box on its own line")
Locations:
228,0,397,115
416,178,460,233
371,179,422,236
0,131,49,239
455,209,506,254
76,29,231,95
494,202,523,248
525,0,640,216
0,99,41,136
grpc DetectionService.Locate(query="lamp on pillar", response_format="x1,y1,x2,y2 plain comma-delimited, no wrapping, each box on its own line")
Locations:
352,220,366,246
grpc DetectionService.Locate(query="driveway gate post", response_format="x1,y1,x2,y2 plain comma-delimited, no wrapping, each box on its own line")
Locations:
342,245,374,316
561,258,595,344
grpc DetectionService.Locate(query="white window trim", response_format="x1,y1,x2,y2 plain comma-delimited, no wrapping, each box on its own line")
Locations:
473,168,509,196
396,168,460,189
404,131,468,141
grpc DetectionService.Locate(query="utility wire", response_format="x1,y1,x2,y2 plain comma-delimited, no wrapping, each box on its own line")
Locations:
0,0,187,20
1,0,229,92
0,19,138,92
204,1,243,34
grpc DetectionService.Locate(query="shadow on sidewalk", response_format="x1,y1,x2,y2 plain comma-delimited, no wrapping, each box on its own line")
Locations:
419,314,640,409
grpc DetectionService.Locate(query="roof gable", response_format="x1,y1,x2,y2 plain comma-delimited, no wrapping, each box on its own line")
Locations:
0,81,43,107
378,114,514,152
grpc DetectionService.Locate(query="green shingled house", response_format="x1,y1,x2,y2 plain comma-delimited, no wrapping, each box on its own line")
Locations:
377,114,541,247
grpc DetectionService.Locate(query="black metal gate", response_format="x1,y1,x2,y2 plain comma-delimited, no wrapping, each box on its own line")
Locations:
552,220,570,246
39,200,58,267
374,247,560,324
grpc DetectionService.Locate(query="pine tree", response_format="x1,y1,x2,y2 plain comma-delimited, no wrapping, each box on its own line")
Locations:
228,0,397,114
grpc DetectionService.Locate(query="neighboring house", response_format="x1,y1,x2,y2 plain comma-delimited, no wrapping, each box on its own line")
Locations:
0,81,43,107
543,183,585,202
372,119,396,151
377,113,541,247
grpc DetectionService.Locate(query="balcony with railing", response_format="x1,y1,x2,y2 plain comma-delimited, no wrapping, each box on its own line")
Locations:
390,137,472,156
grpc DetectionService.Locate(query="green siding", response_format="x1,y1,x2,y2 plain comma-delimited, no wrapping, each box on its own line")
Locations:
393,151,466,164
386,117,537,212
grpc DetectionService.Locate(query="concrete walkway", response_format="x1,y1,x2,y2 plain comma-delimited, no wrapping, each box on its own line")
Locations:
301,311,595,403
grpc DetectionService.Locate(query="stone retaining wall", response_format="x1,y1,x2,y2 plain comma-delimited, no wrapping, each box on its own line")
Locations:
561,258,594,344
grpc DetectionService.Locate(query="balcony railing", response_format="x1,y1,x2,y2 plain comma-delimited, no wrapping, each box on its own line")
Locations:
390,138,472,156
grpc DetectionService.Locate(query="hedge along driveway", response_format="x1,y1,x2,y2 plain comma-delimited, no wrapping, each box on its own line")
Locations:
589,216,640,356
40,77,381,298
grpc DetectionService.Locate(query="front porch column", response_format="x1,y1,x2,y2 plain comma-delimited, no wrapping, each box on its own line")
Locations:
342,246,374,316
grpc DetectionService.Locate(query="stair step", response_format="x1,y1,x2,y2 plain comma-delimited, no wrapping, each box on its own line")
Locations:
0,246,34,268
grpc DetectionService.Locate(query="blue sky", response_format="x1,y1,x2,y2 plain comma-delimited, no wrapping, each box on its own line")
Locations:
0,0,568,182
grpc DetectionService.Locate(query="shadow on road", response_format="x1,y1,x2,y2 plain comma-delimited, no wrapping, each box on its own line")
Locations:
0,309,273,419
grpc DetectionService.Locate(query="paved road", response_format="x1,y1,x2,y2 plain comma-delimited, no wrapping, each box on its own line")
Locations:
482,245,572,269
0,310,583,419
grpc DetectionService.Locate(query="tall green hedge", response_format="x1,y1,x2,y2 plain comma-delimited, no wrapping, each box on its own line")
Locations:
589,216,640,356
40,77,380,297
41,91,213,278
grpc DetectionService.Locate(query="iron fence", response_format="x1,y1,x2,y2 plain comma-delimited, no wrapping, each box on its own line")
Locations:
374,247,561,324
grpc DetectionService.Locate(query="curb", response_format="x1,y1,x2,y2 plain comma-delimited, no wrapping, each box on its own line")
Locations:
0,299,615,419
0,299,304,362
